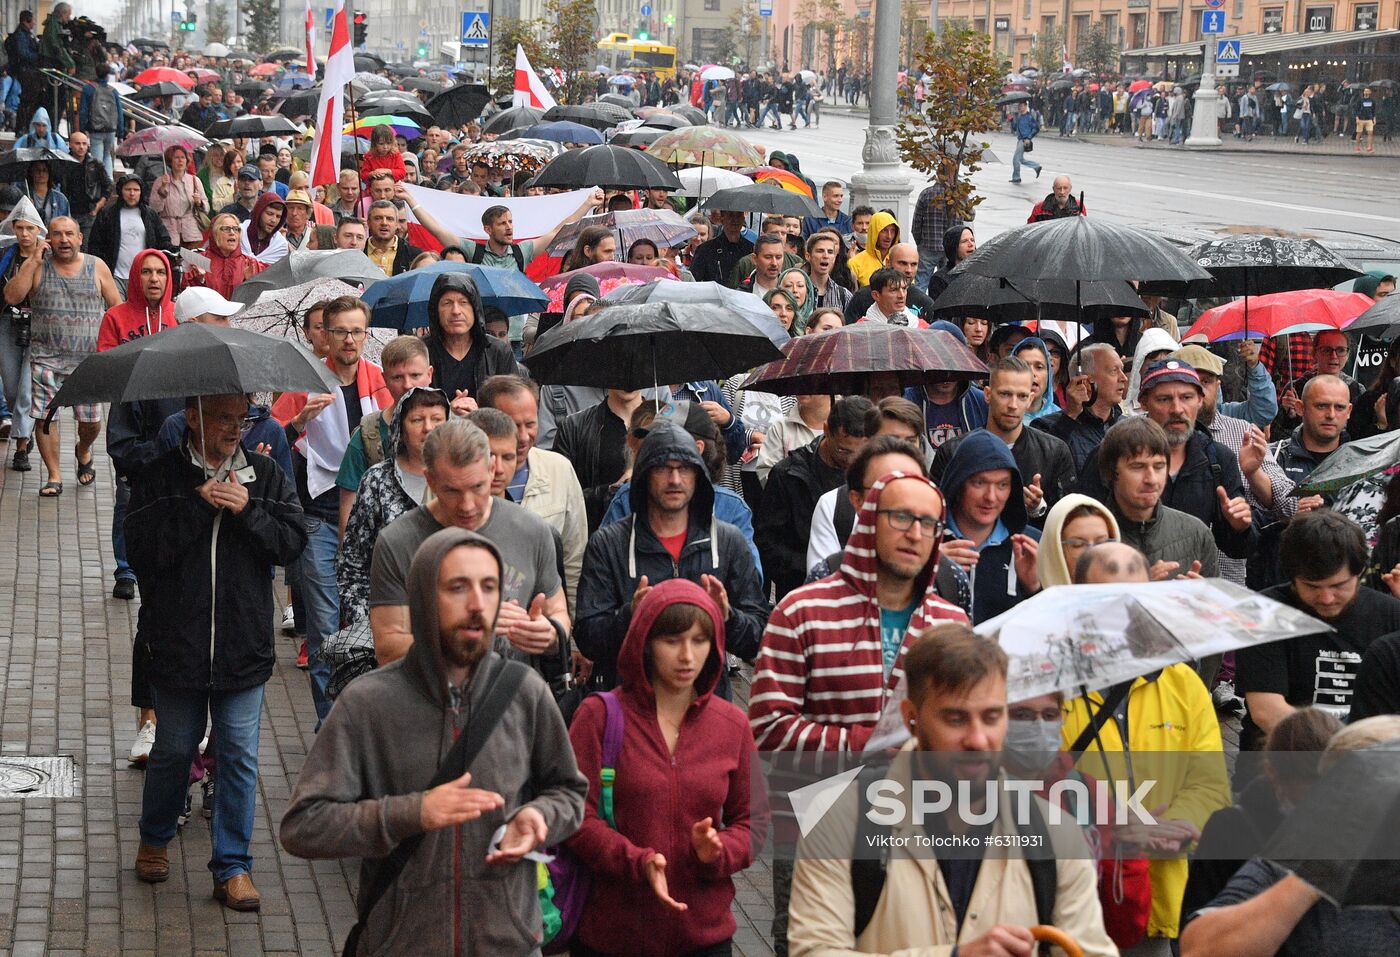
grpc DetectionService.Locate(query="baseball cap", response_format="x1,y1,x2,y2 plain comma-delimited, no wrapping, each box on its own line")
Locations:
236,164,260,180
175,287,243,322
1138,358,1203,398
1171,345,1224,376
284,189,313,207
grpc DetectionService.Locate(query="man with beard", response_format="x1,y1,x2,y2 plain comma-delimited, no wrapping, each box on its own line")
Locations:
280,527,586,955
786,624,1118,957
4,215,119,496
1078,359,1254,563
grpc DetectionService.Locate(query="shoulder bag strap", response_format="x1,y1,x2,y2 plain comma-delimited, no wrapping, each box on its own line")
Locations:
596,690,625,829
1066,680,1133,757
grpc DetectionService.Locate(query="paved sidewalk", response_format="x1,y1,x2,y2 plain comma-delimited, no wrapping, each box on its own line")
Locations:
0,433,776,956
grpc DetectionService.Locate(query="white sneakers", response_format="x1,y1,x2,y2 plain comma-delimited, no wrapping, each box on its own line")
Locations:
129,721,157,766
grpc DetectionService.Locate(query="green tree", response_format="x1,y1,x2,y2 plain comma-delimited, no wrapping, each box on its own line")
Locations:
895,26,1001,222
242,0,279,55
205,0,231,45
1077,21,1120,76
493,17,548,95
1032,24,1065,78
544,0,599,104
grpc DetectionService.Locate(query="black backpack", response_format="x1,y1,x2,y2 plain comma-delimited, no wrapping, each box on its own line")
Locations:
850,769,1058,951
471,240,524,272
87,83,117,133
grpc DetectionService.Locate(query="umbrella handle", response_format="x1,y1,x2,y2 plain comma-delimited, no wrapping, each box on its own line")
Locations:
1030,925,1084,957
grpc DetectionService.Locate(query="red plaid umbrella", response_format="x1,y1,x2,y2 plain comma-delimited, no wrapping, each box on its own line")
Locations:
741,324,988,396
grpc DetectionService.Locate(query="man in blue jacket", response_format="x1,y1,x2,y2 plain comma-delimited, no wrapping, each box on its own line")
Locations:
1010,101,1042,184
937,430,1042,623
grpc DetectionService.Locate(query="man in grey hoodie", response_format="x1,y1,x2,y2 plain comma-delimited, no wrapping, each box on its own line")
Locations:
280,526,586,956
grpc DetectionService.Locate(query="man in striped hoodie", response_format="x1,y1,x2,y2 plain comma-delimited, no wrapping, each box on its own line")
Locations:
748,471,969,955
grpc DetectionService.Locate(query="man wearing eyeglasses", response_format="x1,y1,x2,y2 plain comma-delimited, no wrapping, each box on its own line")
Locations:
937,429,1043,624
749,470,967,956
1273,330,1364,437
272,296,392,725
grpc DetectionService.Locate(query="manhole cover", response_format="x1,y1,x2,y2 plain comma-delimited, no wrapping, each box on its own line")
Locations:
0,757,78,798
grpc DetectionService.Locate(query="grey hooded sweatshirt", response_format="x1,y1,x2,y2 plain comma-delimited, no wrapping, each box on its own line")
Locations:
280,527,586,957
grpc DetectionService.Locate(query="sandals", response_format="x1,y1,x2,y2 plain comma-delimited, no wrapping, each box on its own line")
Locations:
39,480,63,497
76,455,96,486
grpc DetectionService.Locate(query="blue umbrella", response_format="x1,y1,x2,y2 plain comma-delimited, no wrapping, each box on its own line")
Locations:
520,121,605,145
362,262,550,329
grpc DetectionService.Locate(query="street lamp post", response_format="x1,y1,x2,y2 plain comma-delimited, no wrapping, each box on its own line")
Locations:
849,0,913,223
1185,29,1222,147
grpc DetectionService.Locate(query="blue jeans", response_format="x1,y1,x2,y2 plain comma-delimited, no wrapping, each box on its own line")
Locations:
1012,139,1040,181
0,313,32,442
88,131,116,177
139,683,264,882
298,516,338,724
758,103,783,128
113,477,134,581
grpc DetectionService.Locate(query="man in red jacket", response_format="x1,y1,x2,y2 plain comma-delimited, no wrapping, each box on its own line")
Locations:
98,248,177,600
748,471,968,955
1027,174,1088,223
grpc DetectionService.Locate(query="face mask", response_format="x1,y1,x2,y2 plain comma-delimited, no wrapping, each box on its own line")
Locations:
1004,718,1064,763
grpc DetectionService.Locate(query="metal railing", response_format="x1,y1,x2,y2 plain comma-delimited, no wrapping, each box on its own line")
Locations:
40,68,206,137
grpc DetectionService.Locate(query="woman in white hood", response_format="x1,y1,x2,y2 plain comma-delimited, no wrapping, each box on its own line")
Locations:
0,196,47,471
1122,326,1181,415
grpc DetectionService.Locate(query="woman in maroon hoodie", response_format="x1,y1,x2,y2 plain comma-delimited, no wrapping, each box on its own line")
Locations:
565,578,766,957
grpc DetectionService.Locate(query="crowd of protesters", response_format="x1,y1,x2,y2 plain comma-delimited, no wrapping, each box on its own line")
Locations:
3,20,1400,957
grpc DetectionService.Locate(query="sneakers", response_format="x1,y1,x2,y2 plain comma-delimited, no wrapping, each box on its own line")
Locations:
113,578,136,600
202,774,215,820
296,640,309,670
11,446,30,471
177,790,192,828
0,418,10,439
282,604,296,636
129,721,156,766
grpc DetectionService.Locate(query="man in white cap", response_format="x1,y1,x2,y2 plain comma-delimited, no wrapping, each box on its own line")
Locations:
173,287,243,326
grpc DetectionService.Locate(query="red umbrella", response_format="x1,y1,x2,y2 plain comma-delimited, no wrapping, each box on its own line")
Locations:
249,62,283,77
741,324,988,396
187,68,220,84
133,67,195,89
1128,79,1153,93
1184,289,1375,342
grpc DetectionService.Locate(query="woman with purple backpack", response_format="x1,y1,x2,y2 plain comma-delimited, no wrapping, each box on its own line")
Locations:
562,578,767,957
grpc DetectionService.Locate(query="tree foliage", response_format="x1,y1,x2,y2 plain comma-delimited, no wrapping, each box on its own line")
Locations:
1032,25,1065,77
493,17,548,94
1077,22,1120,76
895,27,1001,223
205,0,231,45
544,0,599,104
242,0,279,55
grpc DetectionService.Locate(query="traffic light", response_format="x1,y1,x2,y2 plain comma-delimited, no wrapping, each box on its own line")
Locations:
416,42,428,58
179,13,197,31
637,20,649,40
353,10,367,46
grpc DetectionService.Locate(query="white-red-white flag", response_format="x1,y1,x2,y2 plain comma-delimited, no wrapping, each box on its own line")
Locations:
513,44,557,110
309,0,354,187
304,0,316,79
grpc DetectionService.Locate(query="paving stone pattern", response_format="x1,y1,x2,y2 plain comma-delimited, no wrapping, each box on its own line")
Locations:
0,437,776,956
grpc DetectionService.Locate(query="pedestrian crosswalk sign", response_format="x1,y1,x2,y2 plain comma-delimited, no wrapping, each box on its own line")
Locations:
1216,39,1241,63
461,12,490,46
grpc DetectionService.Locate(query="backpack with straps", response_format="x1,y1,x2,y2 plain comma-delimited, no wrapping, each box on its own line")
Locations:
471,239,525,272
850,766,1059,952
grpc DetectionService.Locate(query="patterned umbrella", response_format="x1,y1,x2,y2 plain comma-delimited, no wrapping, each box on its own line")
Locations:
1184,289,1375,342
350,71,392,94
646,126,763,168
1189,235,1365,297
115,126,209,157
133,66,195,88
547,209,698,257
739,165,815,198
460,139,559,173
741,324,989,396
1293,431,1400,496
232,278,396,363
543,102,634,130
539,262,672,311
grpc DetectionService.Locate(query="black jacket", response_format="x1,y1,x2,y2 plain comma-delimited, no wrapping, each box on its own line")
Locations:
1033,404,1122,474
1078,426,1254,560
844,283,937,325
365,236,425,277
424,271,520,399
60,156,111,218
124,442,307,692
86,200,171,266
179,102,220,132
1272,425,1343,489
574,422,770,693
552,398,627,532
930,424,1076,526
106,396,184,479
756,436,845,599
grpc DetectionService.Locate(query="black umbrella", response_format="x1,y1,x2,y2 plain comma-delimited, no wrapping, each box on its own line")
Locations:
1048,78,1073,91
232,80,274,97
130,81,187,99
955,215,1212,284
1342,295,1400,339
997,91,1033,105
930,274,1151,324
701,182,821,218
642,112,691,130
532,144,682,190
384,62,419,77
397,76,443,93
480,105,545,136
544,102,633,130
427,84,493,128
0,147,79,180
527,302,783,390
610,127,665,149
1189,235,1365,296
670,105,708,126
358,97,433,126
204,114,304,139
232,249,388,305
264,48,304,63
277,85,322,118
130,37,171,51
354,52,386,72
48,322,337,407
597,93,636,109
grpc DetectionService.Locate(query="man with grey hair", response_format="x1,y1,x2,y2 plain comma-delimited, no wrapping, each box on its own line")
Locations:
368,420,568,669
363,198,422,277
1033,341,1128,473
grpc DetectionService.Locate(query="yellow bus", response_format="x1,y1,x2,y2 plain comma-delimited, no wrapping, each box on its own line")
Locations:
597,33,677,79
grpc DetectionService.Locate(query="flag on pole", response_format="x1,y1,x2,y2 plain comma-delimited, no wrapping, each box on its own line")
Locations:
310,0,354,188
1061,42,1072,73
513,44,557,110
304,0,316,79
